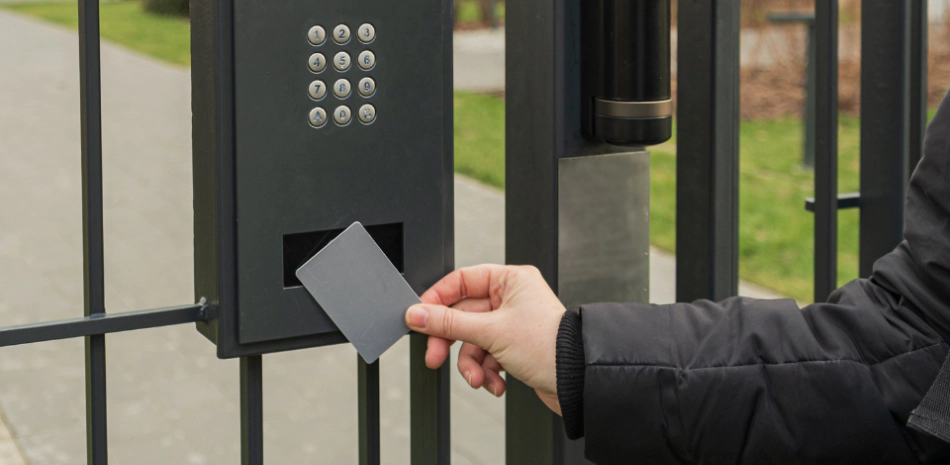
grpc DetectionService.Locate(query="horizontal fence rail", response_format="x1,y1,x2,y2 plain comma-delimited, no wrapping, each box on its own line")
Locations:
0,303,205,348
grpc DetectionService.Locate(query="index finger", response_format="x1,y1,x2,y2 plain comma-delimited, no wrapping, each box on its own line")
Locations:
419,264,509,307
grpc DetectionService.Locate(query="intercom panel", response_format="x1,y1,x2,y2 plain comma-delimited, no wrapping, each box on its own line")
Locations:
192,0,454,358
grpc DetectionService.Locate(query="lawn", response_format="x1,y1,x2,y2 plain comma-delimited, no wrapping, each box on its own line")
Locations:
4,1,934,302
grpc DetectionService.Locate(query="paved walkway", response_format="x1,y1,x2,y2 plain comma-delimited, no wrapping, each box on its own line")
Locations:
0,10,781,465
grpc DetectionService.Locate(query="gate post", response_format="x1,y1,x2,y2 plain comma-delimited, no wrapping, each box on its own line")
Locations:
505,0,653,463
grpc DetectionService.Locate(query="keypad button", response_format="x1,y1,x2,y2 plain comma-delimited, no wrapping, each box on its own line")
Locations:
309,107,328,128
308,53,327,73
358,104,376,124
357,23,376,43
334,105,352,125
308,25,326,45
358,77,376,97
357,50,376,70
333,24,351,44
334,52,351,71
309,80,327,100
333,79,352,99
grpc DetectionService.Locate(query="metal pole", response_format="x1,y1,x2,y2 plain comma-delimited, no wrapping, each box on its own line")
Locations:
358,358,381,465
676,0,742,302
79,0,107,461
908,0,929,174
859,0,911,277
241,356,264,465
804,20,817,168
410,333,450,464
814,1,839,302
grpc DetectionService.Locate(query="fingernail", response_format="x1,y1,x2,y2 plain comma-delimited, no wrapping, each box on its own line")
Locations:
407,306,429,329
487,381,496,396
465,371,472,386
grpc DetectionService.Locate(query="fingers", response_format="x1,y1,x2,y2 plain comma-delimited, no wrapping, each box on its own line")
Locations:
419,265,510,308
458,342,487,388
459,346,505,397
424,299,493,369
406,302,495,349
481,354,506,397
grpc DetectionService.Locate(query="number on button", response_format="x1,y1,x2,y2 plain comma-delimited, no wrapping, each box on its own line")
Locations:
358,23,375,43
308,53,326,73
358,51,375,70
358,77,375,97
334,52,351,71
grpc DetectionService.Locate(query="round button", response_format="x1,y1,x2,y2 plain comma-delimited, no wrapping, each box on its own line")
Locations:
358,104,376,124
334,51,351,71
334,105,352,125
357,50,376,70
358,77,376,97
333,24,351,44
308,53,327,73
308,107,327,128
357,23,376,43
308,25,326,45
308,80,327,100
333,79,351,99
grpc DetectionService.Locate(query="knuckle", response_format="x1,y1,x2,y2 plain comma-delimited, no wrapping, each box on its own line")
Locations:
440,308,456,339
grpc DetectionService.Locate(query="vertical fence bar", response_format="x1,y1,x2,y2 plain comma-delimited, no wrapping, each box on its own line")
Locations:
409,333,450,464
79,0,107,462
908,0,928,173
676,0,742,302
410,333,450,464
859,0,911,277
241,356,264,465
813,1,839,302
358,357,380,465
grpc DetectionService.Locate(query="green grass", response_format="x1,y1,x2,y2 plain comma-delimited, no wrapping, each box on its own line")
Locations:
455,92,506,187
5,1,938,302
5,1,191,66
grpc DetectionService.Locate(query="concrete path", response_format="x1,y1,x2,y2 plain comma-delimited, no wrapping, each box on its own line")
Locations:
0,9,781,465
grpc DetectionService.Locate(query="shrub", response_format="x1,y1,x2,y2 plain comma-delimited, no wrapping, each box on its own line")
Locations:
143,0,189,17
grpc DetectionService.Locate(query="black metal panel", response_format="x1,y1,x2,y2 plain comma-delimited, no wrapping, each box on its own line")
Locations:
813,0,839,302
0,304,204,347
675,0,741,302
909,0,929,174
410,333,450,464
358,357,381,465
192,0,454,359
78,0,107,462
859,0,911,277
241,356,264,465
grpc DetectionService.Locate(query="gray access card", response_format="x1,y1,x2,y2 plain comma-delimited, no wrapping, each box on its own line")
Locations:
296,222,419,364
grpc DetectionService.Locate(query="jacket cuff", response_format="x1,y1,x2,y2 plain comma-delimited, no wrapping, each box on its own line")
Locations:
556,308,585,439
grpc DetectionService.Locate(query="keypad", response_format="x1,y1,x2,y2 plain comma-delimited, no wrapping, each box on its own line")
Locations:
306,22,378,129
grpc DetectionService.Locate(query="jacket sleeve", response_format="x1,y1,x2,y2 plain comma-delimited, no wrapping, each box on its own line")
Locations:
556,281,950,465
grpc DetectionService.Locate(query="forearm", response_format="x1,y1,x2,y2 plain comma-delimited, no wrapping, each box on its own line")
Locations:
557,284,950,464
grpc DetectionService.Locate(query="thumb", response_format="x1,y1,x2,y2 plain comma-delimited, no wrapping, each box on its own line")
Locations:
406,303,493,348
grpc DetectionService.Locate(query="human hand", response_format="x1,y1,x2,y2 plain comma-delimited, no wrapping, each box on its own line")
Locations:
404,264,567,414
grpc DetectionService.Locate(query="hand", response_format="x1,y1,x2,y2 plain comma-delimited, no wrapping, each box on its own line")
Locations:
405,264,567,414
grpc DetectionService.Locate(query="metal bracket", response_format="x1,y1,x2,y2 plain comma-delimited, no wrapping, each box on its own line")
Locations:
805,192,861,212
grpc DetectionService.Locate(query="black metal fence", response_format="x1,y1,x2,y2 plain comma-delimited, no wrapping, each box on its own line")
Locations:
676,0,929,306
0,0,932,464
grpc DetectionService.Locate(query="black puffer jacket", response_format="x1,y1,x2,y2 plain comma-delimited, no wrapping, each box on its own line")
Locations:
556,91,950,465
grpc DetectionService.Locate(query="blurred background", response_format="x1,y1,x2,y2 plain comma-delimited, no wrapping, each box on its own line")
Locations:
0,0,949,464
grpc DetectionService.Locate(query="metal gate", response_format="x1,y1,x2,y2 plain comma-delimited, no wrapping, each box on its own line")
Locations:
0,0,933,464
